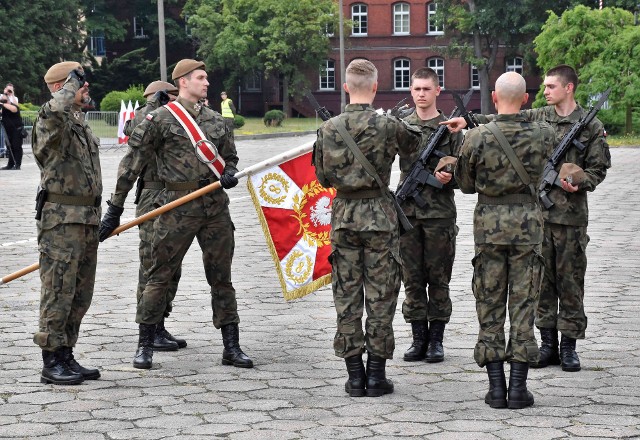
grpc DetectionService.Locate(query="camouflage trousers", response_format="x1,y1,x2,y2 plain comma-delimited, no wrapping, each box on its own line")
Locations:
472,243,543,367
136,189,181,318
33,223,98,351
136,207,239,328
330,229,402,360
536,223,589,339
400,218,457,323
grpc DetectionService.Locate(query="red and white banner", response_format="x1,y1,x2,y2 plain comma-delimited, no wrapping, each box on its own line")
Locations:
117,100,136,144
247,151,335,300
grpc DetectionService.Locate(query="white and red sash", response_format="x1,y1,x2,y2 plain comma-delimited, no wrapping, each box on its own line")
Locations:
164,101,226,178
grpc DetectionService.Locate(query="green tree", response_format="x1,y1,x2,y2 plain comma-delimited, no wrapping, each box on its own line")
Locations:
535,6,638,134
185,0,337,116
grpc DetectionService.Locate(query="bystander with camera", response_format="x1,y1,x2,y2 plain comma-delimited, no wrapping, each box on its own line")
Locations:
1,83,25,170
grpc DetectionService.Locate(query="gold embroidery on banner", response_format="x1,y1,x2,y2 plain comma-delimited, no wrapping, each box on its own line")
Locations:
292,180,334,248
259,173,289,205
285,250,313,285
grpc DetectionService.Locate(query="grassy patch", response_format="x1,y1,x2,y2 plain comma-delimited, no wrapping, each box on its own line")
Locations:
607,134,640,147
236,117,322,135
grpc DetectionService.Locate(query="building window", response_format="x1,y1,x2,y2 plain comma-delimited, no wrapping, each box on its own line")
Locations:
428,58,445,88
184,14,192,37
506,57,523,74
244,71,262,92
427,2,443,35
471,65,480,89
393,3,410,35
89,31,106,57
394,59,411,90
352,4,368,36
319,59,336,90
133,16,147,39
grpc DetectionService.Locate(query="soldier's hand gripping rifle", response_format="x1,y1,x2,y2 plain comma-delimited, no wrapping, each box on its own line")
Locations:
538,88,610,210
305,91,332,122
395,88,474,208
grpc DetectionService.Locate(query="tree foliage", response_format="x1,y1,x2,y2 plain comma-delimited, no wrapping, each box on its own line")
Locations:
534,6,638,134
184,0,338,115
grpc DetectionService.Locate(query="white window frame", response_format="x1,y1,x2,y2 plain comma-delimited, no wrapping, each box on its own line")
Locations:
427,2,443,35
319,59,336,91
471,65,480,90
133,16,147,39
506,57,524,74
428,58,445,88
351,4,368,36
393,3,410,35
394,59,411,90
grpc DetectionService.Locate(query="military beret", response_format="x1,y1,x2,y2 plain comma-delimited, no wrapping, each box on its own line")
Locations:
559,163,586,185
171,59,206,80
44,61,82,84
143,81,179,98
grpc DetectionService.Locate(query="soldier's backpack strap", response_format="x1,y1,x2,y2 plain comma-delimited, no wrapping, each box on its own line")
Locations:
329,116,413,234
484,122,536,197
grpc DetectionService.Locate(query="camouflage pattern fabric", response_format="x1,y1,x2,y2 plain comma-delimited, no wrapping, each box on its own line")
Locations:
398,111,462,324
455,114,553,367
128,96,240,326
32,79,102,350
314,103,422,359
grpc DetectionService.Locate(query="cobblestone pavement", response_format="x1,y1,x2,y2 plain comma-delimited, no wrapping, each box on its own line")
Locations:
0,137,638,439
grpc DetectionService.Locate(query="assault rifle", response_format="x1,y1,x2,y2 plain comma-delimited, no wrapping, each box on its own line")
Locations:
305,91,332,121
538,88,610,210
395,88,473,208
388,97,413,119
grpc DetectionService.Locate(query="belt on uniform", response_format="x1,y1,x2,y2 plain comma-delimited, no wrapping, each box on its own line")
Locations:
335,188,384,200
46,193,102,207
478,193,536,205
141,181,164,190
164,178,215,191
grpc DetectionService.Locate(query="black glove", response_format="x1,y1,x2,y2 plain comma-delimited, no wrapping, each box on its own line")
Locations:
153,90,170,106
69,69,85,86
99,201,124,242
219,171,239,189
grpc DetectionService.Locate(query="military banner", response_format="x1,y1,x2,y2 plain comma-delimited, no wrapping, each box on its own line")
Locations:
247,151,335,300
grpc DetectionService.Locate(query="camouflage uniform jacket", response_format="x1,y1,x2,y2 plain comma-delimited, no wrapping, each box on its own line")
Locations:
110,96,164,207
476,105,610,226
455,114,554,245
314,104,421,232
33,80,103,230
399,110,463,219
127,96,238,217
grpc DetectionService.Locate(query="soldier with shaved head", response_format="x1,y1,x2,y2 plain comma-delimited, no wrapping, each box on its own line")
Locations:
455,72,554,409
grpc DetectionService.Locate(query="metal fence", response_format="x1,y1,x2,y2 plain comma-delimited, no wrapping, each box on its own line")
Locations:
21,111,121,147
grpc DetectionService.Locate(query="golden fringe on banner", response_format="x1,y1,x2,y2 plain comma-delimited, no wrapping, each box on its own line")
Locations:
246,179,331,301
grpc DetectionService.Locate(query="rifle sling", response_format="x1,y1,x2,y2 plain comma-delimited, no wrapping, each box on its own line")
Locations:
330,116,413,232
484,122,536,197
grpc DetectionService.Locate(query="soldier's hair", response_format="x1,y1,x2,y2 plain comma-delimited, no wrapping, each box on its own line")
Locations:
495,72,526,102
345,59,378,93
546,65,579,89
411,68,439,86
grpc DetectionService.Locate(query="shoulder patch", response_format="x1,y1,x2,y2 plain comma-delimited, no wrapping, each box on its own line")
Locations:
146,114,155,121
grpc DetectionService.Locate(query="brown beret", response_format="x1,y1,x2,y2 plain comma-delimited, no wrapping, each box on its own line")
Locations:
435,156,457,173
171,59,206,80
144,81,179,98
559,163,586,185
44,61,82,84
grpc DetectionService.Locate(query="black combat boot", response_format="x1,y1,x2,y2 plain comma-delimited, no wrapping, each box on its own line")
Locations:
152,319,180,351
484,362,507,408
366,353,394,397
156,319,187,349
40,349,84,385
425,321,445,363
133,323,156,369
60,347,100,380
560,334,581,372
531,327,560,368
507,362,535,409
403,321,428,362
221,323,254,368
344,354,366,397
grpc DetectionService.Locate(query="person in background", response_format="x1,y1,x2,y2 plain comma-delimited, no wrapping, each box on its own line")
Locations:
1,83,24,170
220,91,236,133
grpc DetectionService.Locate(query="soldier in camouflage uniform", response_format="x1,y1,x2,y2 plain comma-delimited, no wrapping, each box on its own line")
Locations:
455,72,554,409
32,62,103,385
398,68,463,364
99,81,187,352
100,59,252,370
314,59,422,397
444,65,610,372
